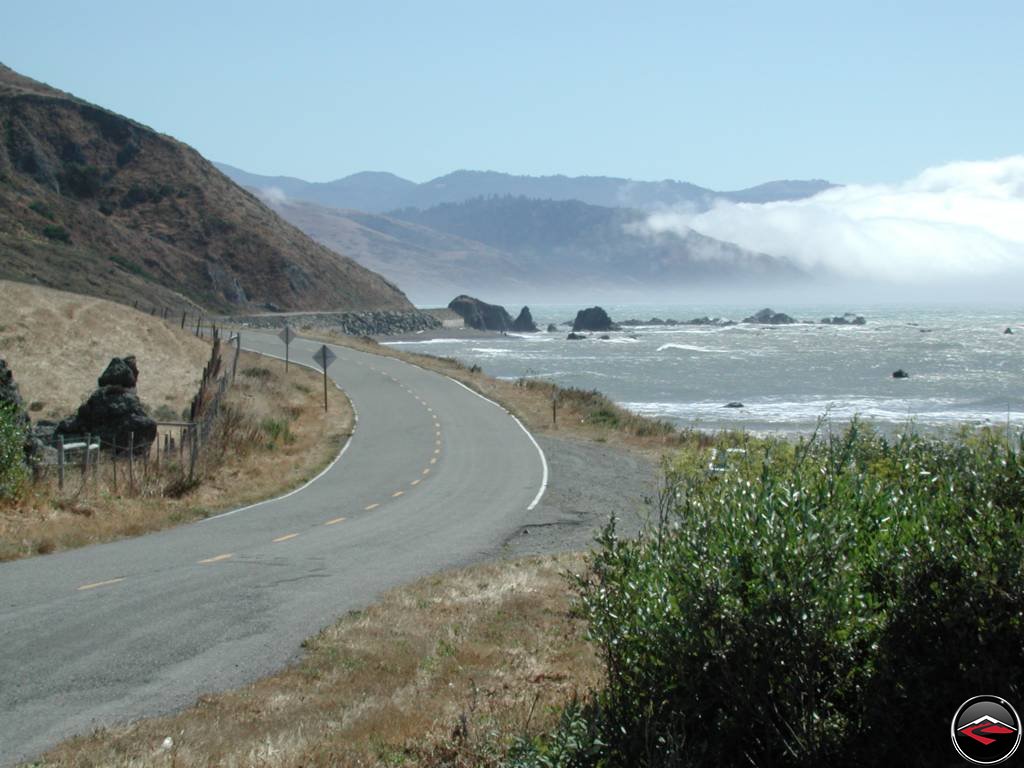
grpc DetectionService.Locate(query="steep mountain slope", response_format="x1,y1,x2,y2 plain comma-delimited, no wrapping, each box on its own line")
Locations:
0,64,412,312
257,195,532,301
216,164,835,213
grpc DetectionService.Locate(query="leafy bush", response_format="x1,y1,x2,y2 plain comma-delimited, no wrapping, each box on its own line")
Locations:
0,403,29,499
573,422,1024,767
28,200,55,220
59,163,102,198
42,224,71,243
260,417,295,448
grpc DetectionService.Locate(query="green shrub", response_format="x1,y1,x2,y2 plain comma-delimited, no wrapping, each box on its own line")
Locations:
42,224,70,243
108,254,147,277
59,163,103,198
260,417,295,448
28,200,55,220
573,422,1024,767
241,366,272,380
0,403,29,499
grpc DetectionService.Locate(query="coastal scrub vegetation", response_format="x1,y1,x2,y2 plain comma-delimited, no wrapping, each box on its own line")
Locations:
0,403,28,499
523,422,1024,767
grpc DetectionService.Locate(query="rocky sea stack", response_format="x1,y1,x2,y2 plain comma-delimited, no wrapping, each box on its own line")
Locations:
447,295,513,331
511,306,539,333
572,306,619,332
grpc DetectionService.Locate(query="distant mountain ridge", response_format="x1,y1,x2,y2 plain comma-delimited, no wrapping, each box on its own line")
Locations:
256,191,802,303
217,162,835,213
0,63,412,313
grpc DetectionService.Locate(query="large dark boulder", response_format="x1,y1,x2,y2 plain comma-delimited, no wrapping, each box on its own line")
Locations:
892,369,910,379
567,332,587,340
98,356,139,388
743,308,797,324
511,306,539,333
56,356,156,454
447,295,514,331
572,306,619,332
546,323,558,333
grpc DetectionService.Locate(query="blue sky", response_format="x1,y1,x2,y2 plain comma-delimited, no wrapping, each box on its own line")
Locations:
3,1,1021,188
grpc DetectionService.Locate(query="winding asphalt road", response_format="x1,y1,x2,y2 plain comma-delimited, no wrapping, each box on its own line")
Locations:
0,331,547,765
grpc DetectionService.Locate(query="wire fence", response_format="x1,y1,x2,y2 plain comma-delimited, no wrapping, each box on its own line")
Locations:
38,324,241,499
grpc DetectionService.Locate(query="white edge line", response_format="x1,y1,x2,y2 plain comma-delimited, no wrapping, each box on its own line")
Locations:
445,377,549,511
202,347,355,522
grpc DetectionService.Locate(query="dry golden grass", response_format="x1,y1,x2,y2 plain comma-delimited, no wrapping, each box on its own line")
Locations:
0,352,352,561
36,553,597,768
0,280,209,421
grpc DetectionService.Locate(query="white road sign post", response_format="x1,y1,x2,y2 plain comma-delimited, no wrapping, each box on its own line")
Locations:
312,344,336,411
278,325,295,373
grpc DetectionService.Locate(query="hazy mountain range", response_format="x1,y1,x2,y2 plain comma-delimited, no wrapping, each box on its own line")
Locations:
224,164,822,303
216,163,834,214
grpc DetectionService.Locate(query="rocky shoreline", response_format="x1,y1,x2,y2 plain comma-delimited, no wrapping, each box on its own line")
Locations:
219,310,442,337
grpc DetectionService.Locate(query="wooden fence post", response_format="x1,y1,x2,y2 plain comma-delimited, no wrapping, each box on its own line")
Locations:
232,334,241,382
188,425,197,481
57,435,65,491
181,311,187,330
82,433,90,488
112,440,118,494
128,432,135,494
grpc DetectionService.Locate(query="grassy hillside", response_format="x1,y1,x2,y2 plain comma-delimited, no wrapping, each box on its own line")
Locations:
0,64,412,313
0,280,208,422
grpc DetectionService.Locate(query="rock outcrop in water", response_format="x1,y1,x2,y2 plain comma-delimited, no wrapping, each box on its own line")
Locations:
567,332,587,340
743,308,796,324
892,369,910,379
572,306,618,332
619,316,736,327
821,313,866,325
511,306,539,333
448,295,513,331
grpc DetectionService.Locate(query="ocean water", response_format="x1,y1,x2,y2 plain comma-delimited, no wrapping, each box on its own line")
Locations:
387,304,1023,435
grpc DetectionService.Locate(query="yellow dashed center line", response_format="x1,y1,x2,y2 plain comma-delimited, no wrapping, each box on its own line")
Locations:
77,577,125,591
434,448,440,454
365,503,380,511
430,457,437,464
198,553,233,564
411,479,421,486
324,516,346,526
273,533,299,543
392,490,405,498
423,468,431,475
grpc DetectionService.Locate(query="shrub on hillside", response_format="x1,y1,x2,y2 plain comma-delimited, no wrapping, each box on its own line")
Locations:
570,423,1024,767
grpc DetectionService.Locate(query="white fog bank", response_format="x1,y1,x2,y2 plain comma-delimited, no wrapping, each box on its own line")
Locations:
645,156,1024,285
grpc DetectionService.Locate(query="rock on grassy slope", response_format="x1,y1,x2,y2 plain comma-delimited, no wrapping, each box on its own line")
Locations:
0,280,209,422
0,63,411,313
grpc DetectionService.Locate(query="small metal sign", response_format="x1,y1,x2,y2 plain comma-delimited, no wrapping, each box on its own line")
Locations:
313,344,336,370
277,326,295,345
